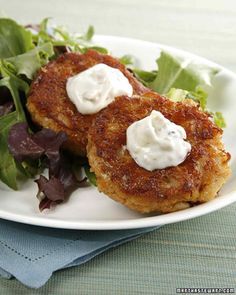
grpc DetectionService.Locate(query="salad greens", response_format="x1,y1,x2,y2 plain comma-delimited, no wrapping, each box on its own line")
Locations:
166,87,226,128
0,19,54,190
84,165,97,186
7,121,85,211
0,17,226,209
0,19,33,58
0,17,99,193
132,51,225,127
6,43,54,80
0,73,29,189
142,51,218,94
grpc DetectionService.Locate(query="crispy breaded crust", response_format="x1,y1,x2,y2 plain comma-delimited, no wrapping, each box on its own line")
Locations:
27,50,149,156
87,94,231,213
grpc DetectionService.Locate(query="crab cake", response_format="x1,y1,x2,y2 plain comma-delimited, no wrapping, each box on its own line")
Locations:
87,94,231,213
27,50,149,156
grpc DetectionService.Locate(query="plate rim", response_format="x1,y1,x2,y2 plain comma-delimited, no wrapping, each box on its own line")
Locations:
0,34,235,230
0,189,235,230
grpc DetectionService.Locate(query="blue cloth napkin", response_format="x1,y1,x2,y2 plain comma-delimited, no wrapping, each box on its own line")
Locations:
0,219,159,288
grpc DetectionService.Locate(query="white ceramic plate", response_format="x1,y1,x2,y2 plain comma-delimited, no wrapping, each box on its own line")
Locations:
0,36,235,230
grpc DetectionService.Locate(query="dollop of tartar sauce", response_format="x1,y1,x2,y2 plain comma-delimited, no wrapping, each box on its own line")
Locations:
126,110,191,171
66,63,133,114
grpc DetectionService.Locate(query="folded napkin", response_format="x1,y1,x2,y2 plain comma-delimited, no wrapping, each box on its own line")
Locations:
0,219,159,288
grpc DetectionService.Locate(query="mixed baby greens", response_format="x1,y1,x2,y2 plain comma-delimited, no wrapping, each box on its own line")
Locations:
0,17,225,210
0,18,98,209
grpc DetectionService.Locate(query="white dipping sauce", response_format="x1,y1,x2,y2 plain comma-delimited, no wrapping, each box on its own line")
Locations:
66,63,133,114
126,110,191,171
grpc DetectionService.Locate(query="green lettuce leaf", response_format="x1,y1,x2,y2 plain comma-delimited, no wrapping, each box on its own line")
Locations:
81,25,94,42
132,68,157,85
148,51,218,94
0,18,34,58
41,20,107,54
119,55,135,66
166,87,208,110
133,51,218,94
86,46,108,54
0,65,28,118
133,50,225,128
211,111,226,128
165,88,189,102
84,165,97,186
0,112,20,189
166,87,226,128
5,42,54,79
0,75,28,189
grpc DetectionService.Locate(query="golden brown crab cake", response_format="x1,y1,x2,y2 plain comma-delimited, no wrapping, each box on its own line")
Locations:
87,94,231,213
27,50,149,156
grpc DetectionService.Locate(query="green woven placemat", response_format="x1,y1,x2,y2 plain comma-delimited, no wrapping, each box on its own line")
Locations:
1,203,236,295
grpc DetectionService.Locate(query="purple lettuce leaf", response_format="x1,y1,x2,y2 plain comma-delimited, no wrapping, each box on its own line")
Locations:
35,175,64,211
8,122,80,211
8,122,45,162
35,160,79,211
32,128,67,176
57,157,78,193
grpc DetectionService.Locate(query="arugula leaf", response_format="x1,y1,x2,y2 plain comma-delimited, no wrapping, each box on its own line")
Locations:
44,21,106,54
36,18,53,45
81,25,94,41
39,17,50,33
0,18,34,58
